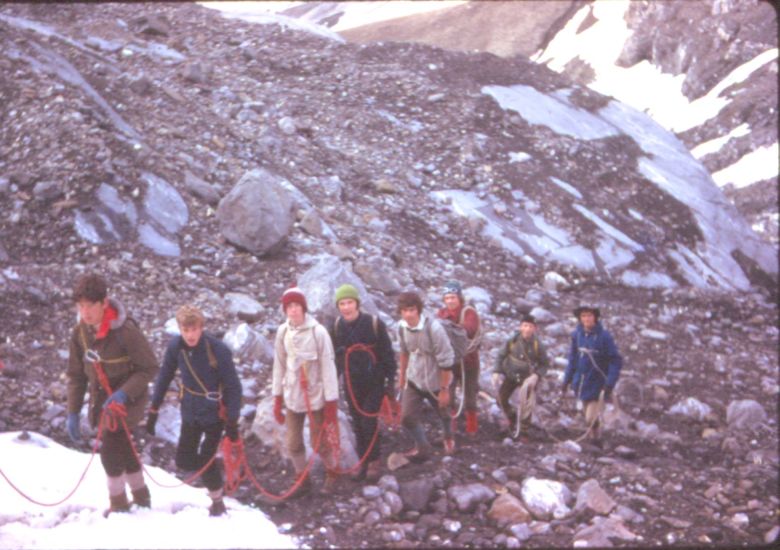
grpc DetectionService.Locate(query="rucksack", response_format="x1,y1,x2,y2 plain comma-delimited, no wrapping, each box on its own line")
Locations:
400,308,478,367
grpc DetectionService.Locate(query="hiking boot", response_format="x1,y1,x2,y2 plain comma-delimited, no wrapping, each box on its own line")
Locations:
104,492,131,517
403,445,431,464
443,438,456,455
365,460,382,482
209,498,227,517
131,486,151,508
321,472,339,495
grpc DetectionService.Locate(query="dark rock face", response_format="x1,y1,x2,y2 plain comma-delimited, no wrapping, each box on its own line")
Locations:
0,3,777,549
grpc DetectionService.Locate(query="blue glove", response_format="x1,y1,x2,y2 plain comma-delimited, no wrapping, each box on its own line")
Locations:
67,413,82,444
103,389,128,409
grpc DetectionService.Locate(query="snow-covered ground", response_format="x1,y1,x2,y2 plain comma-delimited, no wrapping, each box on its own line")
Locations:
0,432,295,549
531,0,779,190
199,1,465,32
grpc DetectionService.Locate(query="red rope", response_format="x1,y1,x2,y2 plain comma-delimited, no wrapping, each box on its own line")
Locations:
0,411,112,506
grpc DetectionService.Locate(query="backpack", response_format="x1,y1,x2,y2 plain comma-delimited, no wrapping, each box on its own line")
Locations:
400,314,472,367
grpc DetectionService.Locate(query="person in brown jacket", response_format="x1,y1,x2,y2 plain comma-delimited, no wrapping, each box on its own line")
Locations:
66,273,159,515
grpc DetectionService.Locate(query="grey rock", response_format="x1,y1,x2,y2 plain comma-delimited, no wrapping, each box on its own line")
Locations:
509,522,533,542
0,177,8,195
377,475,399,494
354,257,402,295
297,255,378,318
132,13,170,36
278,117,297,135
142,172,188,234
529,306,557,323
383,491,403,515
181,62,212,84
184,170,220,205
224,292,265,323
447,483,494,513
362,485,382,500
32,180,63,201
488,493,532,525
573,517,638,547
669,397,712,420
299,209,326,238
726,399,766,430
216,169,295,256
575,479,616,515
399,478,434,512
520,477,572,520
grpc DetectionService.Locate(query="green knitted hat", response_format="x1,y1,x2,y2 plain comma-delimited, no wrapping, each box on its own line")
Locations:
334,284,360,306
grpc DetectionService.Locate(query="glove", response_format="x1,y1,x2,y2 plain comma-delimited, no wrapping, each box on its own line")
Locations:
145,411,158,436
103,389,128,408
603,387,613,402
66,413,82,445
273,395,285,425
225,419,239,442
323,400,338,424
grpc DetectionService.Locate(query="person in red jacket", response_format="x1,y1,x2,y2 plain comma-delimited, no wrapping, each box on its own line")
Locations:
437,280,482,436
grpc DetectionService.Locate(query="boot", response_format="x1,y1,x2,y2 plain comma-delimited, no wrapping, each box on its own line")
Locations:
209,498,227,516
365,459,382,482
288,454,312,499
104,492,131,517
465,411,478,435
321,471,339,494
131,486,151,508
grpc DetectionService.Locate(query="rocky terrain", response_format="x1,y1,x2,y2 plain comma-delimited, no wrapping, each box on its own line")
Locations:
265,0,779,245
0,2,778,548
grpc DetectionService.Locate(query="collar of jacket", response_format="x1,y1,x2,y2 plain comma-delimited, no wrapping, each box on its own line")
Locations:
287,313,317,331
399,314,427,332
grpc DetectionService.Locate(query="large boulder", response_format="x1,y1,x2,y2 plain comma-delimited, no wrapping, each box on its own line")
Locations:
297,255,378,319
216,169,295,255
250,395,358,470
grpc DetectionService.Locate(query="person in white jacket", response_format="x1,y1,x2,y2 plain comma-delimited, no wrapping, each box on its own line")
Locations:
272,286,340,495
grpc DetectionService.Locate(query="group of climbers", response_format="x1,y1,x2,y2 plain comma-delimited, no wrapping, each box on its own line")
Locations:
64,273,622,516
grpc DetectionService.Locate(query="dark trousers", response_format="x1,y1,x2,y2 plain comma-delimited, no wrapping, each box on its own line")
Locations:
498,374,533,428
401,382,452,447
450,363,480,413
176,421,224,491
347,383,385,463
100,428,142,477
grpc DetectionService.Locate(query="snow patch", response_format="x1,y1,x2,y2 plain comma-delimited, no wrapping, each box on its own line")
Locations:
711,142,779,189
690,123,750,159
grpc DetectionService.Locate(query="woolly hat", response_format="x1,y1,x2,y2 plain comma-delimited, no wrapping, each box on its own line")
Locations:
334,284,360,306
574,305,600,320
281,286,307,313
442,280,463,298
520,314,536,325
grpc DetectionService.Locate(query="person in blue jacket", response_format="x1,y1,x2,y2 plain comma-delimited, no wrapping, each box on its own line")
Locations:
562,305,621,446
146,305,242,516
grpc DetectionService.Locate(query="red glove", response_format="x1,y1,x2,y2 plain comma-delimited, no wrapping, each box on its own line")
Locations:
323,400,338,424
273,395,285,425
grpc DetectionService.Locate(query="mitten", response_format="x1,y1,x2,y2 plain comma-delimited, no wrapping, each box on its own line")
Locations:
323,400,338,424
103,389,128,408
273,395,285,425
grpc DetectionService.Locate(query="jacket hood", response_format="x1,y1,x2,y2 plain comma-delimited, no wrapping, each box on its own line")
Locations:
107,297,127,330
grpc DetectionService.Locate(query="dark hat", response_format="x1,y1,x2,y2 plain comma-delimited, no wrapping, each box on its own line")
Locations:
520,314,536,325
442,280,463,298
574,305,600,320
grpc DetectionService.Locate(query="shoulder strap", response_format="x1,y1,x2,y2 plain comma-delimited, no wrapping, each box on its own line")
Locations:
371,315,378,339
206,337,218,369
334,317,343,341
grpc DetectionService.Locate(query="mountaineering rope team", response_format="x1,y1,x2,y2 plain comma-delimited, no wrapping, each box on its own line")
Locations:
60,272,622,516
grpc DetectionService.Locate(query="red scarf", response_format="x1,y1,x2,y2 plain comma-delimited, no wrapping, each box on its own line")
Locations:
95,304,118,340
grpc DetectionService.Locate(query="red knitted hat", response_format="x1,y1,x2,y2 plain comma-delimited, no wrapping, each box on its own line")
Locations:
281,285,307,313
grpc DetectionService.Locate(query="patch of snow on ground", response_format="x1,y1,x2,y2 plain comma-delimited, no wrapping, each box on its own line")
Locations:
711,142,779,189
549,177,583,199
690,123,750,159
0,432,295,549
482,84,617,140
